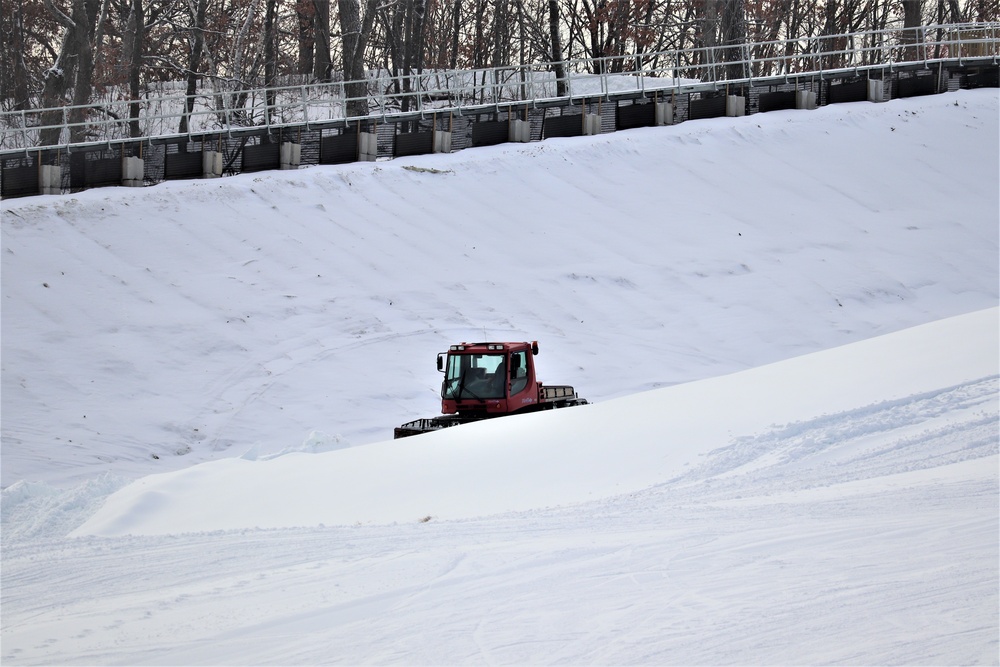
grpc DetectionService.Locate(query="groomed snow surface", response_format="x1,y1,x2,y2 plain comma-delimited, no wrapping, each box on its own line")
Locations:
2,89,998,665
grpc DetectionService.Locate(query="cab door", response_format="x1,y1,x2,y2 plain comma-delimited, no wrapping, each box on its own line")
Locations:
506,348,538,411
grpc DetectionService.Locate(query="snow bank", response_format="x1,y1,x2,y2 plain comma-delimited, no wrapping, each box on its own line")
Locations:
73,306,998,536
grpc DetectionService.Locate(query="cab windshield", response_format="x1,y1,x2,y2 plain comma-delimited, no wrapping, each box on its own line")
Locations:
442,352,507,400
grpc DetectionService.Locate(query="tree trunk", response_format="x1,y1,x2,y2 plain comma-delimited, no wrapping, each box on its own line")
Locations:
313,0,332,80
472,0,486,67
39,37,73,146
449,0,461,69
338,0,377,118
490,0,508,70
973,0,993,21
2,0,32,110
548,0,566,96
697,0,720,79
126,0,144,139
400,0,416,117
901,0,922,61
264,0,278,125
297,0,315,75
821,0,840,69
719,0,747,81
179,0,206,135
946,0,963,21
39,0,100,145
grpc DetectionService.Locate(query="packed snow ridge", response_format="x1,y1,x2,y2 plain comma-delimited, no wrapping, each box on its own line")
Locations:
1,89,997,666
72,307,998,535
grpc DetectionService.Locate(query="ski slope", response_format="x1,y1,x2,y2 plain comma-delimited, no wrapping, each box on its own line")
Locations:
1,89,998,665
2,90,998,489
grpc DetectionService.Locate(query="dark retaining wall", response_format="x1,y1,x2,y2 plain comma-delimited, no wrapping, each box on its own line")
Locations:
2,62,996,199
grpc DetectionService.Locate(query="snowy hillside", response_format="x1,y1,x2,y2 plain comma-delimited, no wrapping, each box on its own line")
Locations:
2,89,998,489
2,310,998,664
1,89,998,665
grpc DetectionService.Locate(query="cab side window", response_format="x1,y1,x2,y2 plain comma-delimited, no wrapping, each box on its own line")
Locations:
509,351,529,395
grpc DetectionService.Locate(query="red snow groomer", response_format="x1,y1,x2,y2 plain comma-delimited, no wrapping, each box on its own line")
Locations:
394,341,587,438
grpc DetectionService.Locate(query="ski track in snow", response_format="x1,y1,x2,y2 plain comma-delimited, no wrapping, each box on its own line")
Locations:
2,366,997,665
674,375,999,498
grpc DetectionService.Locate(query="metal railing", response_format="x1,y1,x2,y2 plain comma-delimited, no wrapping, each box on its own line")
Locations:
1,22,997,153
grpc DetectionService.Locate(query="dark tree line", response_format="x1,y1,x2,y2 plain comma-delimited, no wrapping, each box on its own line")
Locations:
1,0,996,132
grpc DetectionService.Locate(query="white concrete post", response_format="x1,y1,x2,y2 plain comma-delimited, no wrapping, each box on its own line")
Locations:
655,102,674,126
726,95,746,117
433,131,452,153
868,80,885,102
796,90,818,110
203,151,223,178
280,142,301,170
509,120,531,143
358,132,378,162
39,165,61,195
122,156,144,187
583,114,602,135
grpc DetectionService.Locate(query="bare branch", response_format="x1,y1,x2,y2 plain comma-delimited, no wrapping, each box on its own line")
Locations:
43,0,76,29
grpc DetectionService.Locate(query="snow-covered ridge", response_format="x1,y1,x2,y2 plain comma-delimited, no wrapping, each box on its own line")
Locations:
71,306,998,536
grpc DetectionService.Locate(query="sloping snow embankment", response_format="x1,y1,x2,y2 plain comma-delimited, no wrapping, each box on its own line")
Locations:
72,306,998,536
2,90,997,490
1,307,995,666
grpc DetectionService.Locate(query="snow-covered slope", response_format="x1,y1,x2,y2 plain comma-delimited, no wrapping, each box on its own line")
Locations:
3,310,998,664
2,90,998,489
1,89,997,666
67,305,999,536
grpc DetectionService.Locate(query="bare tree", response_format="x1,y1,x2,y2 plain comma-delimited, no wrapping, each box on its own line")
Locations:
39,0,101,144
17,0,995,147
719,0,747,79
296,0,315,74
0,0,39,110
901,0,924,60
124,0,144,137
338,0,377,117
695,0,720,76
264,0,278,123
451,0,462,68
314,0,332,80
179,0,207,135
549,0,567,94
377,0,428,119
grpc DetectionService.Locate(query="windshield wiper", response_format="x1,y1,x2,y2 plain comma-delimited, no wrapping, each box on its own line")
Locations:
455,370,481,401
